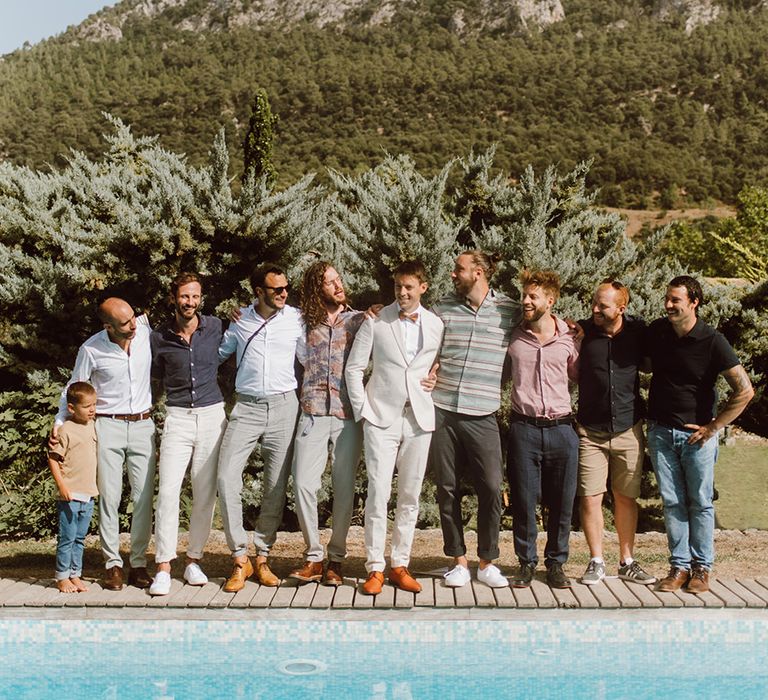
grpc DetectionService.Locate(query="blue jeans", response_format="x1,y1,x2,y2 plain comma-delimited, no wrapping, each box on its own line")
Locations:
507,421,578,566
55,499,94,581
647,422,718,571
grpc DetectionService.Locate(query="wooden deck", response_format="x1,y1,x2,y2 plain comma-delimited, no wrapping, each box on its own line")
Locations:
3,574,768,611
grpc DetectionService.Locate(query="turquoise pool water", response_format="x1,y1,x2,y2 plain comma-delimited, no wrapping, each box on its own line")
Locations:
1,618,766,699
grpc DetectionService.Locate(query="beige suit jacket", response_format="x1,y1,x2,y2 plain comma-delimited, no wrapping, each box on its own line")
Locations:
345,301,444,432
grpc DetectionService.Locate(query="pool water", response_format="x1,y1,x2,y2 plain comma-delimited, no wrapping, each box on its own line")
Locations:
1,618,766,699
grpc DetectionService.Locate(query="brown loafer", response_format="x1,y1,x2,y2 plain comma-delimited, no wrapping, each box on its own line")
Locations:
323,561,343,587
657,566,690,592
289,560,324,583
102,566,123,591
255,561,280,587
362,571,385,595
686,566,710,594
223,558,254,593
128,566,152,589
388,566,421,593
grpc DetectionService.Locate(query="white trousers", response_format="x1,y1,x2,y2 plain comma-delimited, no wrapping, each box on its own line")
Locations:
363,407,432,572
154,403,227,563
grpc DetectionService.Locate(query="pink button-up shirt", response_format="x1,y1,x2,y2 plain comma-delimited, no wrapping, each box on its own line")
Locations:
507,315,579,419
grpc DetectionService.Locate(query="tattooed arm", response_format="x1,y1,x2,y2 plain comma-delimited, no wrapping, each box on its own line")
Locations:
685,364,755,445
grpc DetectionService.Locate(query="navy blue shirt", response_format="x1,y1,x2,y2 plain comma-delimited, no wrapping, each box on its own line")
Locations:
151,315,224,408
646,317,740,429
577,315,646,433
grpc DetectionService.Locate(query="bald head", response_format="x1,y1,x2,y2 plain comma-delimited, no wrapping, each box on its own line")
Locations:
98,297,137,344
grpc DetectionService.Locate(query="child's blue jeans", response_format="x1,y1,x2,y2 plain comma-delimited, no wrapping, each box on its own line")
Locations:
55,499,94,581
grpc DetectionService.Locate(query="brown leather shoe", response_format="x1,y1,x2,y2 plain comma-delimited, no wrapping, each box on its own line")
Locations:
323,561,343,587
289,561,324,583
223,558,254,593
362,571,385,595
255,561,280,587
686,566,710,594
102,566,123,591
657,566,690,592
128,566,152,589
388,566,422,593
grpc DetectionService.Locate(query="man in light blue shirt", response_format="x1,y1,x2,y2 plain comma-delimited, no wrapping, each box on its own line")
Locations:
217,263,303,591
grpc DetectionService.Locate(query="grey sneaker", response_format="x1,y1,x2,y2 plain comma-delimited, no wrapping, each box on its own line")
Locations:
618,560,657,585
581,559,605,586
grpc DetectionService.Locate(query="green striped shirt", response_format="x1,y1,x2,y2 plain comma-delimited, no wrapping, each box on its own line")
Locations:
432,290,522,416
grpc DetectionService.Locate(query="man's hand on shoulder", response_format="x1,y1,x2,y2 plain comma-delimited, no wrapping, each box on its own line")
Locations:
228,306,243,323
365,304,384,319
565,318,584,341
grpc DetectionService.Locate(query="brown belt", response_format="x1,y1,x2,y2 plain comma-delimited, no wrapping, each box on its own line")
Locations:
96,411,152,422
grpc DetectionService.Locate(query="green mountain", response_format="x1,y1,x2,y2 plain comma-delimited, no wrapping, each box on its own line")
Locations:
2,0,768,205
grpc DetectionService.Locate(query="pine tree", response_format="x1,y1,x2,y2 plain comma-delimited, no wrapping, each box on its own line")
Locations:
242,88,278,187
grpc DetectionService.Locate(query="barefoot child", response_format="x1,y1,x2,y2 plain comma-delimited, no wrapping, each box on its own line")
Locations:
47,382,98,593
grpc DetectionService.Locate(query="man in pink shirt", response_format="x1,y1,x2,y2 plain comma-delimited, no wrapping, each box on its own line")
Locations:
506,269,579,589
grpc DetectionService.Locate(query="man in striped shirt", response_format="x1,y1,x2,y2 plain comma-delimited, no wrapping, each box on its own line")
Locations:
431,251,522,589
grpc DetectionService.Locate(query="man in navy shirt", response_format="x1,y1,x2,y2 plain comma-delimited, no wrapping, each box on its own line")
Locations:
576,281,655,587
646,276,753,594
149,273,227,595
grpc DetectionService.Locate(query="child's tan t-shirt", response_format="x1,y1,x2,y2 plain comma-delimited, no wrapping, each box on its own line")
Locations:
49,420,98,500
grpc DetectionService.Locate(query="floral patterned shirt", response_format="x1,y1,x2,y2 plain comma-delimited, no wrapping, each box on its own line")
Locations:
297,307,366,419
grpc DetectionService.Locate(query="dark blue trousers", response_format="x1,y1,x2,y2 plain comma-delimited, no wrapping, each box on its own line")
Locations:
506,421,578,566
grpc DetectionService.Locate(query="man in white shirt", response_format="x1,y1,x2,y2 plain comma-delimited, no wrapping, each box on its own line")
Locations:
217,263,303,591
345,260,444,595
52,297,156,591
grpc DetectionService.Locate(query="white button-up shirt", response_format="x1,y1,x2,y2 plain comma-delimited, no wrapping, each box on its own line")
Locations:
55,321,153,426
218,304,303,397
399,305,424,363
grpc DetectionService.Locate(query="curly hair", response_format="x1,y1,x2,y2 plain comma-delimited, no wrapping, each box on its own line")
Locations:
300,260,334,331
519,268,561,301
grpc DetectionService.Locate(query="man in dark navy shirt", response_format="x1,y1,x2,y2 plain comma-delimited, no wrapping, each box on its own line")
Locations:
148,272,227,595
647,276,753,594
576,281,656,587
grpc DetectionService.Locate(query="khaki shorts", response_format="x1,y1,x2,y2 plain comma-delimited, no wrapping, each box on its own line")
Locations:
576,421,644,499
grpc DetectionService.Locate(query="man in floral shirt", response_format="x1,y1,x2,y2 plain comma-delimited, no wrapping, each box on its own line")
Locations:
288,261,366,586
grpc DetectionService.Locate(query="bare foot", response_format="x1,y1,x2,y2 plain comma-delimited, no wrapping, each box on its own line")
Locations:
57,579,78,593
70,577,89,592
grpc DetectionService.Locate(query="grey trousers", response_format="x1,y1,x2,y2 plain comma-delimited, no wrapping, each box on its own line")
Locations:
217,392,299,558
95,417,157,570
292,413,363,563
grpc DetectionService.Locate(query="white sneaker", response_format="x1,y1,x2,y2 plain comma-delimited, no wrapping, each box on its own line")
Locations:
183,562,208,586
443,564,471,587
477,564,509,588
149,570,171,596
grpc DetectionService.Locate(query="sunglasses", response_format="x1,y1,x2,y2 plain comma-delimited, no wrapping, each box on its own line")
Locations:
262,284,290,295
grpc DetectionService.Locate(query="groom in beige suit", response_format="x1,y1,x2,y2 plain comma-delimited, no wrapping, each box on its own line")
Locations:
345,260,444,595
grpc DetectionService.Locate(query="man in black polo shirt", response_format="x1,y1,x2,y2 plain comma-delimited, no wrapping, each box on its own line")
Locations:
646,276,753,594
148,272,228,595
576,281,656,586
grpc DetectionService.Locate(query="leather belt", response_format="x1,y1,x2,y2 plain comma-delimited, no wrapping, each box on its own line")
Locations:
511,412,573,428
96,411,152,422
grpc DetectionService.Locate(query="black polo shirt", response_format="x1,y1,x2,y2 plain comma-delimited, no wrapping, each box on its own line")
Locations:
150,314,224,408
646,317,740,429
577,315,646,433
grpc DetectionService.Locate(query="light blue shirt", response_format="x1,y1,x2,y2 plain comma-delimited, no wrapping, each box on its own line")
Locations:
218,304,303,397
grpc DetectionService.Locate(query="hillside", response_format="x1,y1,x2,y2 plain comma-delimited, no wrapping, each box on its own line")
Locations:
2,0,768,205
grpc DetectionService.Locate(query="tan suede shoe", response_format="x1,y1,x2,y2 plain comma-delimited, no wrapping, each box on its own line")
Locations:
288,561,323,583
362,571,385,595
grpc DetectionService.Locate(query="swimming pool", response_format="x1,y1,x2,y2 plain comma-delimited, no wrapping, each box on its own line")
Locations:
1,616,766,699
